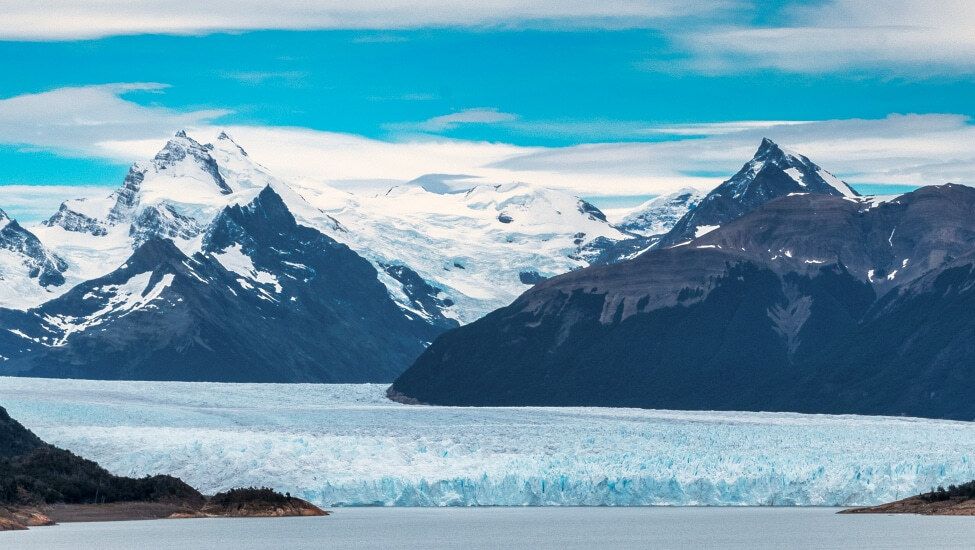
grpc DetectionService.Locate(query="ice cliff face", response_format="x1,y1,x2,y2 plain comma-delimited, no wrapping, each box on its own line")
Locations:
2,378,974,507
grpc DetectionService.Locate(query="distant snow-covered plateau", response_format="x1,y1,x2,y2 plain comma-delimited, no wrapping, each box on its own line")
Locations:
2,377,973,508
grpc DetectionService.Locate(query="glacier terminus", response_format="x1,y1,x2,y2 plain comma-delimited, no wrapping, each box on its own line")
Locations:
1,377,973,508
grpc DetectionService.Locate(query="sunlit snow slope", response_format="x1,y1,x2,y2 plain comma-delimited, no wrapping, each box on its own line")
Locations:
9,131,627,323
1,377,973,507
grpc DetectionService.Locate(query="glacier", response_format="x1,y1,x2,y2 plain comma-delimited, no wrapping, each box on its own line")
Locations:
1,376,974,507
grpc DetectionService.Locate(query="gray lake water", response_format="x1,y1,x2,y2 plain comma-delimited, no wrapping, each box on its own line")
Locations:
3,508,973,549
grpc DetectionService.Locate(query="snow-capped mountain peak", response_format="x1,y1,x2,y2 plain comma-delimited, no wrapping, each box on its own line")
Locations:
216,131,248,156
738,138,857,198
333,181,629,322
657,139,857,247
11,131,635,325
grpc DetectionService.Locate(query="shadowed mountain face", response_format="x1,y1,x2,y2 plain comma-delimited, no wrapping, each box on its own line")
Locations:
0,406,44,459
0,187,451,382
390,184,975,419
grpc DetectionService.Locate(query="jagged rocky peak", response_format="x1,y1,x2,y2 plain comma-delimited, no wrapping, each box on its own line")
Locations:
45,130,262,241
0,208,68,287
123,235,190,271
736,138,857,198
152,130,232,194
106,163,148,225
577,199,607,222
216,131,249,156
203,185,296,253
130,204,203,246
44,201,109,236
657,139,856,247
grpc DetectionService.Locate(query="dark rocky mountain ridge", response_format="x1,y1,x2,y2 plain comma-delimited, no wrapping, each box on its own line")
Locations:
390,184,975,419
0,186,454,382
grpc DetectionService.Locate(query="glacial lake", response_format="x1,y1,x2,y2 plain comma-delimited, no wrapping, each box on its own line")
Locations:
4,508,974,549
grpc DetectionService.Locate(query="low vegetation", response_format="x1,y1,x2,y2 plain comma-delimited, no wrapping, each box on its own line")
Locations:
920,481,975,502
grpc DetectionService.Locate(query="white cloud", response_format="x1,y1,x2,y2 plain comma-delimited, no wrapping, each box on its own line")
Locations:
0,0,736,40
2,84,975,209
493,114,975,189
218,70,309,85
4,1,971,77
411,108,520,132
646,121,813,136
673,0,975,74
0,83,229,158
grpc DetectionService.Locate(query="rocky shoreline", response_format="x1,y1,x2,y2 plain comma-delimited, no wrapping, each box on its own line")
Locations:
842,482,975,516
1,404,325,531
1,490,326,531
843,497,975,516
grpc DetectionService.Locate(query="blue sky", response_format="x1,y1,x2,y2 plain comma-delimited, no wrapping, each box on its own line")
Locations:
1,1,974,220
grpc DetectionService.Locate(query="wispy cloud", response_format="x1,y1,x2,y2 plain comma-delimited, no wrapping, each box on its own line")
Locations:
218,70,309,86
406,108,520,132
0,185,111,222
0,83,229,158
1,84,974,204
4,1,972,79
645,121,812,137
0,0,735,40
667,0,975,75
493,114,975,189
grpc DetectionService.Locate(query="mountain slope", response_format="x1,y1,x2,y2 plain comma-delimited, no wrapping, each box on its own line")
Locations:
292,181,628,323
617,188,703,237
23,131,630,325
585,188,703,265
390,184,975,419
0,209,68,309
657,138,857,248
2,186,450,382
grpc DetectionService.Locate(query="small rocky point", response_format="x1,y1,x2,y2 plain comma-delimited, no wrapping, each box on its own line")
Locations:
173,487,327,519
843,482,975,515
0,507,55,531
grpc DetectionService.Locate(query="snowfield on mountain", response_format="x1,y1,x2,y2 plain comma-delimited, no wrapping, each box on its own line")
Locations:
5,131,631,323
0,130,662,381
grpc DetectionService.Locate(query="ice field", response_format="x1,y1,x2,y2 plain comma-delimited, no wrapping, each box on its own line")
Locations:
1,377,974,507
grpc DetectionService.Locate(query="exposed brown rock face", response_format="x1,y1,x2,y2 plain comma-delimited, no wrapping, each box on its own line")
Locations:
0,507,54,531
